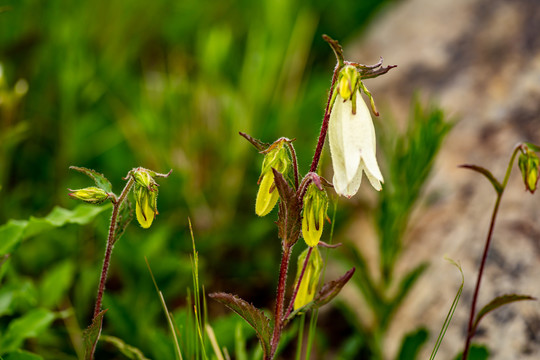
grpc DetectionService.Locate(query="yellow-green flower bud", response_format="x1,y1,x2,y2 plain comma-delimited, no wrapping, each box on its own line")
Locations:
134,184,158,229
131,168,161,228
293,247,323,311
338,65,359,101
69,186,110,204
255,140,290,216
133,167,157,189
518,147,539,194
302,184,328,247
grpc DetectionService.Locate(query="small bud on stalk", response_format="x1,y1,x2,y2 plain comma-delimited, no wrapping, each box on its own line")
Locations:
255,139,292,216
302,183,329,247
131,168,160,229
518,145,539,194
69,187,110,204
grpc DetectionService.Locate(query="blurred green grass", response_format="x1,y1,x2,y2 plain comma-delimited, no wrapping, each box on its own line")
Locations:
0,0,395,357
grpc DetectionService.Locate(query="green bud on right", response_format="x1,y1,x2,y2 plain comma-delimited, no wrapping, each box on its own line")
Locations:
255,139,291,216
302,183,329,247
518,146,539,194
293,247,323,311
69,186,110,204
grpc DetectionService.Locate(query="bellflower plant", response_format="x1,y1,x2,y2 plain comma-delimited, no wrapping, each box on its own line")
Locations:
209,35,395,360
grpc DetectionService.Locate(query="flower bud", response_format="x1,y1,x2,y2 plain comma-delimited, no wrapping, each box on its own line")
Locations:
132,168,160,228
337,65,359,101
518,146,539,194
293,247,323,311
255,140,291,216
302,183,329,247
69,187,110,204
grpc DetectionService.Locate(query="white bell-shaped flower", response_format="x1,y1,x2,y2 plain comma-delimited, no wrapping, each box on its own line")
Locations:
329,90,384,197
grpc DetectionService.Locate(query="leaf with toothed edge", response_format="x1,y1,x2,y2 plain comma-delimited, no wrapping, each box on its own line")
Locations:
83,309,107,360
471,294,535,336
209,292,272,359
70,166,113,194
272,168,301,247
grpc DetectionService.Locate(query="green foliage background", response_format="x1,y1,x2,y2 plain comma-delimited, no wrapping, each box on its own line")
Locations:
0,0,401,358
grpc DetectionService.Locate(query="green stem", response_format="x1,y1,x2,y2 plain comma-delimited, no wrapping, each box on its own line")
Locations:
462,146,520,360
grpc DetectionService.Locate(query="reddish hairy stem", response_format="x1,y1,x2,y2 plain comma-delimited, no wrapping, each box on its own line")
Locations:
309,64,340,173
284,246,313,321
270,245,292,358
92,177,134,318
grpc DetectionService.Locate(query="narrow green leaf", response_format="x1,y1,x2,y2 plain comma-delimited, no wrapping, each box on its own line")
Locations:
0,204,110,256
396,328,429,360
429,259,464,360
70,166,113,193
0,308,56,354
100,335,150,360
3,350,44,360
391,263,428,309
459,165,502,194
471,294,535,336
83,309,107,360
209,292,272,359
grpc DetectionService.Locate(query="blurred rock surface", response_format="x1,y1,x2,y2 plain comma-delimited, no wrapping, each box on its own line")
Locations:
346,0,540,358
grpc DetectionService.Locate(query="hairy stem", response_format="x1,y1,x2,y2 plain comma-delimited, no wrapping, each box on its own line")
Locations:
284,246,313,321
462,146,520,360
93,176,134,318
309,64,340,173
270,245,292,358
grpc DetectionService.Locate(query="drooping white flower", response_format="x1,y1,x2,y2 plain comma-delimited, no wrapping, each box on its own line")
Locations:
328,89,384,197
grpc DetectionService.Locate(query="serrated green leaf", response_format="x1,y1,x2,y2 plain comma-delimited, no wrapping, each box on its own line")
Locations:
209,292,272,359
396,328,428,360
471,294,535,336
70,166,113,193
459,164,502,194
272,168,301,247
3,350,44,360
0,204,110,256
0,308,56,354
100,335,150,360
83,309,107,360
39,260,75,308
